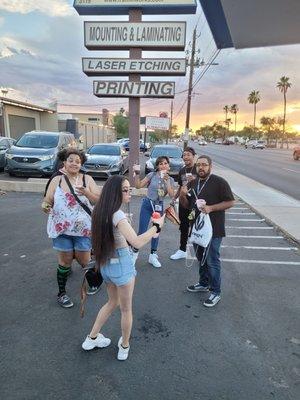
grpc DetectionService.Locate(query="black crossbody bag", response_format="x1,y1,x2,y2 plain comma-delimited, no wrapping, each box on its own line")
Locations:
63,174,92,216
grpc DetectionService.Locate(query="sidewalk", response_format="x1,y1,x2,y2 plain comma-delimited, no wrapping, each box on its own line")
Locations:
213,164,300,244
0,165,299,244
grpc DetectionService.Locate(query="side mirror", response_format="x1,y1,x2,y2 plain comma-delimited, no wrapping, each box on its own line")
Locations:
144,152,150,157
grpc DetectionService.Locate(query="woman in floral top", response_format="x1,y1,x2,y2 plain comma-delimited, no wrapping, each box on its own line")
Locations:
42,149,101,308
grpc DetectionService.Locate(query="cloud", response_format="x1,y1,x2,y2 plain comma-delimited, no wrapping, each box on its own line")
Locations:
0,36,36,59
0,0,73,17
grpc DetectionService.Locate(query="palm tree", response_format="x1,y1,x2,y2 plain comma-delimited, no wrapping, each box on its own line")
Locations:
230,104,239,133
248,90,261,131
277,76,292,148
223,105,230,134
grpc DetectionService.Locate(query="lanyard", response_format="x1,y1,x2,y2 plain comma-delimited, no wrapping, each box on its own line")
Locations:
192,175,210,199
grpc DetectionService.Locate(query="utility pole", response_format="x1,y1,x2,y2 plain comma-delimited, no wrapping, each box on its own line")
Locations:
184,28,197,150
167,100,173,144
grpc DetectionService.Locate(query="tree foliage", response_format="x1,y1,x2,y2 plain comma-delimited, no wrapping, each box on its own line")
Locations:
113,109,129,137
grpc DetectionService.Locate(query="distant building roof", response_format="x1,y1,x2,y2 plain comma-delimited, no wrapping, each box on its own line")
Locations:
58,104,113,115
0,97,55,113
200,0,300,49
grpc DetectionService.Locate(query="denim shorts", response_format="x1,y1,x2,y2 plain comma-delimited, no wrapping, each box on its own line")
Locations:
101,247,137,286
52,234,91,252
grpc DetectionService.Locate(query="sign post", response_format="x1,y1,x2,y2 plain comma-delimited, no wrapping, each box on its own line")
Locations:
74,0,197,183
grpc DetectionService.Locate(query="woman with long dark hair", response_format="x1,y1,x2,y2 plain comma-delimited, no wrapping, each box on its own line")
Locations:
133,156,175,268
82,175,165,361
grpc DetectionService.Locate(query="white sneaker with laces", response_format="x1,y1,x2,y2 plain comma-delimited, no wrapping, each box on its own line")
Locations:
148,253,161,268
203,294,221,308
170,249,187,260
117,337,130,361
82,333,111,350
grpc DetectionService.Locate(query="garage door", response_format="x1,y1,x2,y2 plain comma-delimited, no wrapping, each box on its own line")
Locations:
8,114,36,139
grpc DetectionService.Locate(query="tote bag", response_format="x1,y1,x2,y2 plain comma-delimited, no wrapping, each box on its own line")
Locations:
189,212,212,248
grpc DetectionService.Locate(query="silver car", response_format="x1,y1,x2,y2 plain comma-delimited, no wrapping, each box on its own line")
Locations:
83,143,128,178
5,131,76,177
0,137,16,170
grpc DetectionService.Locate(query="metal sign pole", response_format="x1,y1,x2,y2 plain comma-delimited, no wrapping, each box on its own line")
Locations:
128,9,142,184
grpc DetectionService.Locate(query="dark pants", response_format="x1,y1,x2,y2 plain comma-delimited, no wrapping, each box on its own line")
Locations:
179,204,190,252
194,237,223,295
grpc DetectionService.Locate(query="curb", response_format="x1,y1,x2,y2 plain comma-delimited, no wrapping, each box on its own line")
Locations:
0,179,148,196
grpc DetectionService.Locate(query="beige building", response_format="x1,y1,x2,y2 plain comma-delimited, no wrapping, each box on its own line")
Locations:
57,105,114,126
0,97,58,139
58,105,116,148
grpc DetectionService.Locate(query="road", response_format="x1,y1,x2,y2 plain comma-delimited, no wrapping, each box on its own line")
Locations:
1,192,299,400
191,143,300,201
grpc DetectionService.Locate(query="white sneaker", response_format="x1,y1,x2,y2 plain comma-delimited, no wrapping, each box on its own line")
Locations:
82,333,111,351
170,249,187,260
148,253,161,268
117,337,130,361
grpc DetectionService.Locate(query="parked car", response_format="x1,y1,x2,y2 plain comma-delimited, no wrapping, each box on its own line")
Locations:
245,140,265,149
123,139,149,152
145,144,184,179
223,138,234,145
198,139,207,145
293,145,300,160
5,131,76,177
82,143,128,178
0,137,16,170
214,138,223,144
117,138,129,145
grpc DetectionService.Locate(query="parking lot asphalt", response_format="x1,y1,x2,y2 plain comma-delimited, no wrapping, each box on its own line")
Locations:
0,192,299,400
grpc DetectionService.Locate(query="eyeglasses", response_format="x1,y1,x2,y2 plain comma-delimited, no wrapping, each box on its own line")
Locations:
122,188,132,193
196,163,210,167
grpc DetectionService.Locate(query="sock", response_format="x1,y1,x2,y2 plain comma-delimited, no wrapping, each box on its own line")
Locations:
57,264,71,296
151,249,157,254
121,344,129,349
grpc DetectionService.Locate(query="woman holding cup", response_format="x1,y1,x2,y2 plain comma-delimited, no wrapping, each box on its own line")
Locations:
133,156,175,268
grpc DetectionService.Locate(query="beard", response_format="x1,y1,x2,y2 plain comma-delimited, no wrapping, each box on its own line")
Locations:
198,170,211,179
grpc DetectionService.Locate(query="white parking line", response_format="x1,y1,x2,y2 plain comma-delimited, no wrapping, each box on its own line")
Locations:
221,245,298,250
227,212,256,215
227,218,265,222
283,168,299,173
221,259,300,265
226,226,273,229
227,235,283,238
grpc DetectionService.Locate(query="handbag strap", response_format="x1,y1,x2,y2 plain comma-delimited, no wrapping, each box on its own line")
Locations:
64,175,92,216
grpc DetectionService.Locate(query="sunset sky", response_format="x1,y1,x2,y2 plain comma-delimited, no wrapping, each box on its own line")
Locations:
1,0,300,133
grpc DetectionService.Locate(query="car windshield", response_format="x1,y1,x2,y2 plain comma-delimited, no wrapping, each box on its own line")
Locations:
15,134,59,149
151,147,182,158
88,145,120,156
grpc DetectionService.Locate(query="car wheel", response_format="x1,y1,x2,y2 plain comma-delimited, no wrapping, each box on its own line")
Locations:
8,171,15,177
293,152,299,161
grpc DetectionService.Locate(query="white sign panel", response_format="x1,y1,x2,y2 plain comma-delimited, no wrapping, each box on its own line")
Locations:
93,81,175,98
83,58,186,76
85,21,186,51
74,0,197,16
146,116,170,131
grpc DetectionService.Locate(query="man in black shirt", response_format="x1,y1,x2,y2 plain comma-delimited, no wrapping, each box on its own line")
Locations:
170,147,197,260
180,155,235,307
